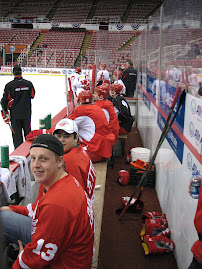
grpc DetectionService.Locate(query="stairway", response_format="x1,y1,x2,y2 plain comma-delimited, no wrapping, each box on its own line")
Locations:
87,0,100,20
46,0,63,21
21,33,46,66
74,31,93,67
119,34,138,50
121,0,136,23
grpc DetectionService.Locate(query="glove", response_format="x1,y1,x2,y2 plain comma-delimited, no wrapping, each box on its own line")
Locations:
1,110,10,125
7,98,14,110
26,129,48,141
142,235,175,255
145,218,168,227
140,222,170,239
141,211,166,222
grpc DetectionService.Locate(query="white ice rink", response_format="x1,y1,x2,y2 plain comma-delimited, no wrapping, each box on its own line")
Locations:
0,74,67,153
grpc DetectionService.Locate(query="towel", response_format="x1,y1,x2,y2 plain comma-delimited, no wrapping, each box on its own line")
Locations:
0,168,16,202
9,156,32,199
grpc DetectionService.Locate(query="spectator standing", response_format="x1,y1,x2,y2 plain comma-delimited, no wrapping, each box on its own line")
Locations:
1,65,35,149
121,59,137,97
0,134,94,268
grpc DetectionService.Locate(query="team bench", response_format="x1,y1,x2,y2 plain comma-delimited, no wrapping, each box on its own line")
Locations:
91,160,108,269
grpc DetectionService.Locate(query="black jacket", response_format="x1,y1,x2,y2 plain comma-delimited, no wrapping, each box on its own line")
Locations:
121,67,137,97
1,76,35,120
111,95,134,132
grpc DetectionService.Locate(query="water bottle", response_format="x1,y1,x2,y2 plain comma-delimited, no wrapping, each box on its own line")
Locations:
190,171,201,199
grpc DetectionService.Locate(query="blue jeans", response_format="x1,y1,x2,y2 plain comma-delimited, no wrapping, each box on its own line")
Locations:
0,211,32,247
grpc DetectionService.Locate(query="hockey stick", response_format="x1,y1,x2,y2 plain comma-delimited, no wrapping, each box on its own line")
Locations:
65,74,70,116
67,77,75,108
0,101,15,133
118,89,186,220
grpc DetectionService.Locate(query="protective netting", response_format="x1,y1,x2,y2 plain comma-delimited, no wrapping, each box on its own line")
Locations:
132,0,202,97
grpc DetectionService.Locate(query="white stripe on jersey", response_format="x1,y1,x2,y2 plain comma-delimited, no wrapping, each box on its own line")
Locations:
19,250,30,268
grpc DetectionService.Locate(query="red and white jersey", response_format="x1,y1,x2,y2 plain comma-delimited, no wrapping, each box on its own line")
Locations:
71,73,82,94
94,100,119,144
97,69,110,82
189,73,198,87
86,69,93,82
10,175,94,269
68,104,115,159
64,146,96,204
114,79,126,95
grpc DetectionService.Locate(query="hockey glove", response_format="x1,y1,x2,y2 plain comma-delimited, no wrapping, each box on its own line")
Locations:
145,218,168,227
1,110,10,124
142,235,175,255
141,211,166,222
140,222,170,239
26,129,48,141
120,196,144,212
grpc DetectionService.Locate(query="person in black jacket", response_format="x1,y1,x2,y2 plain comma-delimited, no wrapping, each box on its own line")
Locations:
108,83,134,134
1,65,35,149
121,59,137,97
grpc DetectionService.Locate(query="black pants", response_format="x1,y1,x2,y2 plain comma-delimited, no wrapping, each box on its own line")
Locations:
188,257,202,269
11,119,31,149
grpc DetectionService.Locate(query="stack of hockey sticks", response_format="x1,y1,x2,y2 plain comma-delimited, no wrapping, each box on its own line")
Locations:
117,87,186,220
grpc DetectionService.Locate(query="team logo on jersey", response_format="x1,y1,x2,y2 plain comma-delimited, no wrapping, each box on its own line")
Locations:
116,24,124,30
131,23,140,30
72,23,81,28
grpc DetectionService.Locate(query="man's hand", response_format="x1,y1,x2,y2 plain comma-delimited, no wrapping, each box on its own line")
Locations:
18,240,24,257
1,110,10,124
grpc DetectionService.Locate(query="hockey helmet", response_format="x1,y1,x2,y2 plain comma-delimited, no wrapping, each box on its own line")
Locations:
118,170,130,185
78,90,92,104
95,83,109,99
109,83,123,94
75,67,81,74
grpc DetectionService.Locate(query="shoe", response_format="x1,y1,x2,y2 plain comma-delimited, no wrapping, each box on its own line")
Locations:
7,244,19,261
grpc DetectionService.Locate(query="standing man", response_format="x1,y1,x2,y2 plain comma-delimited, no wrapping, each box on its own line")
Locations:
1,65,35,149
121,59,137,97
0,134,94,268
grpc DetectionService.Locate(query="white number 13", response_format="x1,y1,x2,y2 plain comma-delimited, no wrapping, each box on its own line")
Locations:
32,239,58,261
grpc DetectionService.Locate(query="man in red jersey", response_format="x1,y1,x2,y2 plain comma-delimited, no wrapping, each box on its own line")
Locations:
0,134,94,269
68,90,115,162
94,83,119,144
53,118,96,204
188,175,202,268
26,120,96,201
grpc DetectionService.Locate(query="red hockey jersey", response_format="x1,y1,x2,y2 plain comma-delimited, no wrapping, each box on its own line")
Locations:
68,104,115,158
94,99,119,144
10,175,94,269
64,146,96,204
191,186,202,263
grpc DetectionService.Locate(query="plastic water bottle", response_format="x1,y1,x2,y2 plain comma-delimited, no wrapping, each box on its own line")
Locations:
190,171,201,199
